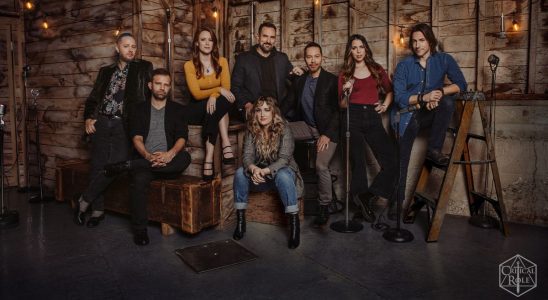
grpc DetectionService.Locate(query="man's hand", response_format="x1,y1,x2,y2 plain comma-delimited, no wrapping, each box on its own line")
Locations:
244,102,254,119
150,151,175,168
206,96,217,114
220,88,236,103
423,90,442,111
317,135,331,153
291,66,305,76
85,119,97,134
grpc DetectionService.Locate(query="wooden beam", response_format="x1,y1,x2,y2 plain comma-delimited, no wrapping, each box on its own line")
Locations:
133,0,143,59
313,0,321,45
475,0,485,91
280,0,288,52
387,0,397,73
526,0,538,93
431,0,439,39
348,0,356,35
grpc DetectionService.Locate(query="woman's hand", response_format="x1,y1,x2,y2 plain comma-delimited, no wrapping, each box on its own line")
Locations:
251,167,266,185
342,79,354,95
374,102,388,114
206,96,217,114
291,66,305,76
220,87,236,103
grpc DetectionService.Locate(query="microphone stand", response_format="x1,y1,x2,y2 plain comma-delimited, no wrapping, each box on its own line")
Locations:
29,90,54,203
0,106,19,229
383,110,413,242
330,91,363,233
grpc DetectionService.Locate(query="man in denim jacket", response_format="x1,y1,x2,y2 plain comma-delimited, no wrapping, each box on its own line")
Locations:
390,23,467,220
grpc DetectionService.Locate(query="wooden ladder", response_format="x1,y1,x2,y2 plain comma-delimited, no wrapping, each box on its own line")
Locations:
403,91,509,242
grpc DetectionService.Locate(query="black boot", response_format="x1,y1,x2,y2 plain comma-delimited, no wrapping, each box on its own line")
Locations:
288,213,300,249
233,209,246,240
104,160,131,177
313,205,329,226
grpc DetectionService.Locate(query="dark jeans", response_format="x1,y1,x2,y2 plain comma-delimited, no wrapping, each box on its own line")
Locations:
348,105,398,201
186,95,233,145
396,96,455,205
129,151,192,230
82,115,130,211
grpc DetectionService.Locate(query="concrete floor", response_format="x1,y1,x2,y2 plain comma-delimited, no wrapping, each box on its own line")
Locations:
1,188,547,300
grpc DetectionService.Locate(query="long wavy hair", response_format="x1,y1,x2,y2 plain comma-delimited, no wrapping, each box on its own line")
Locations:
247,96,286,162
341,34,384,91
408,23,438,55
191,27,222,79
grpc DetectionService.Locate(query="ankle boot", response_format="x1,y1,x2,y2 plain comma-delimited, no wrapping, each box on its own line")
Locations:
313,205,329,226
233,209,246,240
288,213,300,249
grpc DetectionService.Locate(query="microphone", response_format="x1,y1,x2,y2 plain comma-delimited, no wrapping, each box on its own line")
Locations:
487,54,500,67
30,89,40,97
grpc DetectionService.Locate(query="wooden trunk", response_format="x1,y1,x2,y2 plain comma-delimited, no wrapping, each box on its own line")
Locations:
246,190,304,226
55,160,221,235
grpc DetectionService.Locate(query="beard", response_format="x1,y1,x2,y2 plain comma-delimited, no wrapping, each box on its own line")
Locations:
259,43,272,53
152,92,167,100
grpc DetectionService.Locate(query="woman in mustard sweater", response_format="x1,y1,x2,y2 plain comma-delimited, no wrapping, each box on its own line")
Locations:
184,27,235,180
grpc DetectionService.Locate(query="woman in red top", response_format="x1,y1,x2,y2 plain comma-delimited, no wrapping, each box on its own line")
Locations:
339,34,398,223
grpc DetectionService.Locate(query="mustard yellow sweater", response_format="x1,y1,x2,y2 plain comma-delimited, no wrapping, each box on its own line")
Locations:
183,57,230,101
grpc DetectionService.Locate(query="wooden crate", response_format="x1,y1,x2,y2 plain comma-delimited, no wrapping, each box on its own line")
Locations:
56,160,221,235
246,190,304,226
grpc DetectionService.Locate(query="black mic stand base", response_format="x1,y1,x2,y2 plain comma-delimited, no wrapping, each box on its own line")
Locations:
330,219,363,233
383,227,414,243
28,195,55,203
0,210,19,229
469,214,498,229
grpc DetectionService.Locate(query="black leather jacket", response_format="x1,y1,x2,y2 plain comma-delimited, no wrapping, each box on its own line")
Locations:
84,59,153,123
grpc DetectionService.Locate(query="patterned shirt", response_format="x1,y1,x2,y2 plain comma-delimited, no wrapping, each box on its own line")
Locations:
100,63,129,116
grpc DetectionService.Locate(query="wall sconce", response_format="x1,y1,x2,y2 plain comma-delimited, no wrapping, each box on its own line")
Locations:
512,12,519,31
24,1,34,10
212,7,218,19
42,15,49,29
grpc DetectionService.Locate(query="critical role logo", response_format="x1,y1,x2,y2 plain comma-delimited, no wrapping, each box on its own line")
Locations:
499,255,537,297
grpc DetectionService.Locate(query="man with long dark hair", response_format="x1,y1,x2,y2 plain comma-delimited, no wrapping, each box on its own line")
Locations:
391,23,467,220
75,33,152,228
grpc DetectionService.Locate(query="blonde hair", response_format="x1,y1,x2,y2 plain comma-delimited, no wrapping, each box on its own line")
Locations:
247,96,286,162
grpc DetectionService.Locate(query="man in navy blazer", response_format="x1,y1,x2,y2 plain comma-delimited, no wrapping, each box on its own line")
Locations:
288,42,339,226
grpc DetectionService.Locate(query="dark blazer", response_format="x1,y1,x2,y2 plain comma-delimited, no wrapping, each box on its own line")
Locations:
231,45,293,116
128,100,188,153
84,59,153,123
290,68,340,143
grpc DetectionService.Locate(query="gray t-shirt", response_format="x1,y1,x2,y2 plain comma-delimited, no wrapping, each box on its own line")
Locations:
145,106,168,153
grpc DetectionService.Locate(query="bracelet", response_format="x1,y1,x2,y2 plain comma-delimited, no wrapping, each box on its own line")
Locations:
437,88,445,96
418,94,425,104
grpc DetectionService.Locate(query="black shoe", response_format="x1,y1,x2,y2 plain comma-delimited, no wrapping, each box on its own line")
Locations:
202,161,215,181
387,201,398,221
104,161,131,177
73,196,88,226
222,146,236,165
233,209,246,240
288,213,300,249
86,214,105,228
426,149,450,166
313,205,329,226
133,230,150,246
354,193,376,223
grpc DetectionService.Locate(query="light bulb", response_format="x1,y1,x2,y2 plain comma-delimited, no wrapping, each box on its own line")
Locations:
212,7,218,18
512,19,519,31
114,29,120,36
25,1,34,10
42,19,49,29
315,0,320,5
399,33,404,45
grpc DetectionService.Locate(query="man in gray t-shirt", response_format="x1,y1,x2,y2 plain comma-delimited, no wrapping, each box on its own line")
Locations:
104,68,190,246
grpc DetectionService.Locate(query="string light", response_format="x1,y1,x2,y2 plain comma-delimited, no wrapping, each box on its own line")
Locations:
24,1,34,10
212,7,218,19
399,26,405,46
315,0,320,5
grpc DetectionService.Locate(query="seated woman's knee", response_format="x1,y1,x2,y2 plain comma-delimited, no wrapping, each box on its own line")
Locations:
274,168,295,185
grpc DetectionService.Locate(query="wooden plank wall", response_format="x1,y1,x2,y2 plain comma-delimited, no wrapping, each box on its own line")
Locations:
23,0,193,189
535,0,548,93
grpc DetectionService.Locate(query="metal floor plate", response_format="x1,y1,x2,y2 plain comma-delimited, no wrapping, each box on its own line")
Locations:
175,239,258,273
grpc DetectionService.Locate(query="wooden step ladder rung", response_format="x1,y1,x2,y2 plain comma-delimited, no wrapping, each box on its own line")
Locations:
403,93,509,242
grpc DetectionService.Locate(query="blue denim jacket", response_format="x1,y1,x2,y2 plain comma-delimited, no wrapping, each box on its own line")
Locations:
391,52,467,136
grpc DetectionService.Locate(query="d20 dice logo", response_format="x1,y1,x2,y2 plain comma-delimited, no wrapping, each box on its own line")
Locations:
499,254,537,297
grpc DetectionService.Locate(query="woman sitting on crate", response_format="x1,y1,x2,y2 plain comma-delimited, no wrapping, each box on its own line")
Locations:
184,27,236,181
232,96,304,249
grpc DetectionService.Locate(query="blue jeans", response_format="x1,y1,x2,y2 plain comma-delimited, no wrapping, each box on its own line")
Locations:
233,167,299,213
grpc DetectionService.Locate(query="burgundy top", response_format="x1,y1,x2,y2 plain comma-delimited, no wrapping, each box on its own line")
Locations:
338,68,392,105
